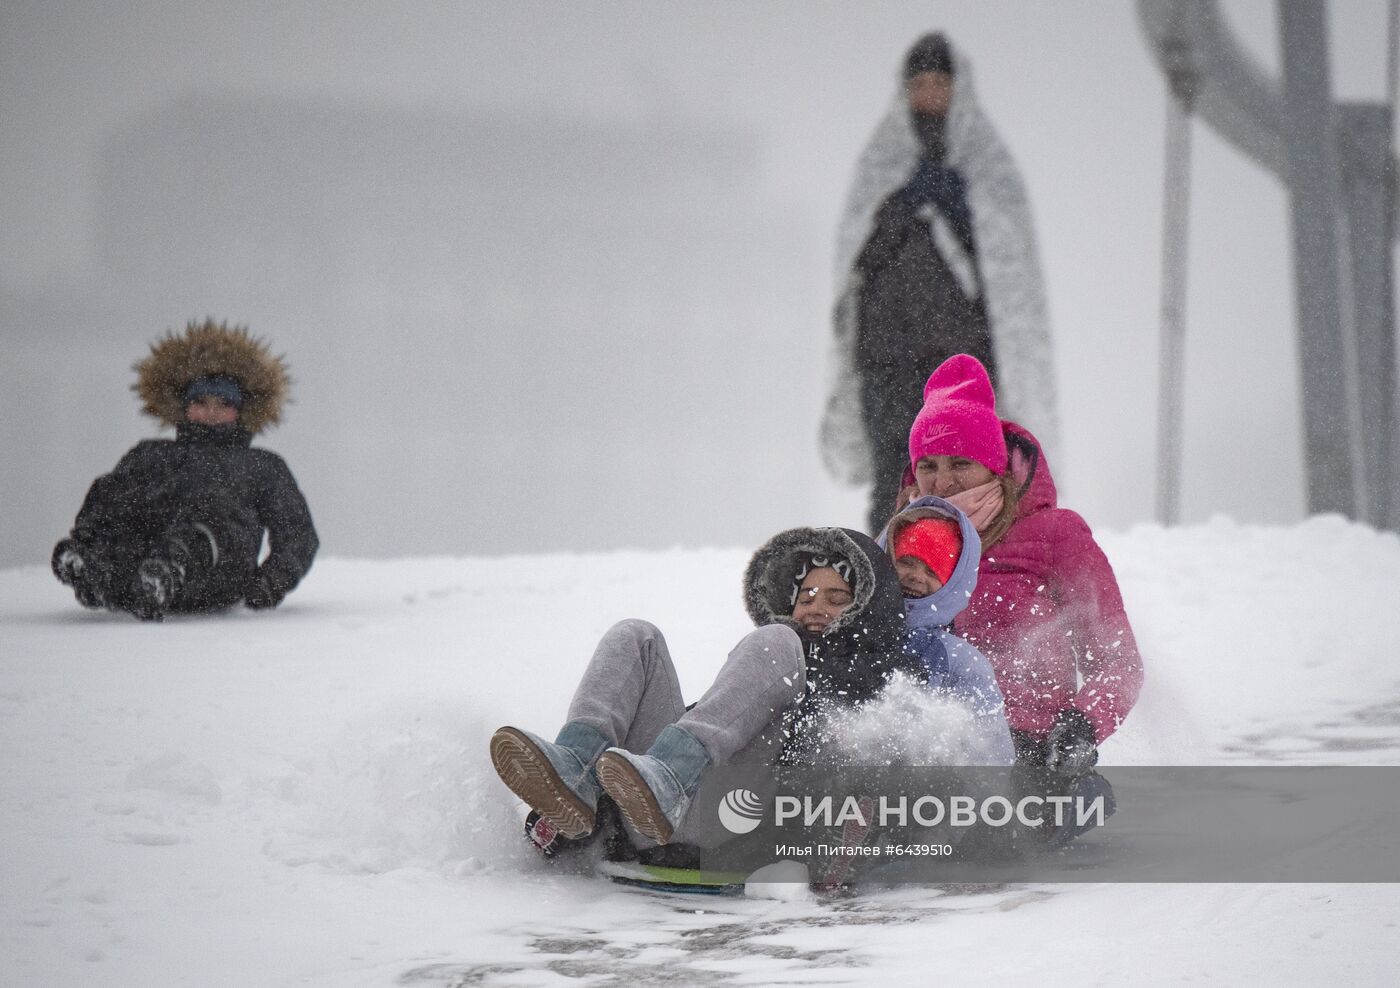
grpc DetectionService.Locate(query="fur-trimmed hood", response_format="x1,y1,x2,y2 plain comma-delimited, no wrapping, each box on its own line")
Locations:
133,320,290,435
742,527,920,700
743,527,899,647
745,527,929,768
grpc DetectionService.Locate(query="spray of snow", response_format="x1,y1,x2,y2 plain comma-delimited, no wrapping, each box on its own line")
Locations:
264,698,528,876
821,673,1004,766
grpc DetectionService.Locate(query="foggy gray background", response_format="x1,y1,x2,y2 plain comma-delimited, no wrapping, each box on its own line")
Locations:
3,1,1396,568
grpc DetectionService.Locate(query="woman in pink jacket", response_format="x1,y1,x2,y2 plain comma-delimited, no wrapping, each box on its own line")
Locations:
890,353,1143,773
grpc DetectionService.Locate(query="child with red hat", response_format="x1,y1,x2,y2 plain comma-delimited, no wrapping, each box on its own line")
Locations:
874,495,1008,753
891,515,962,598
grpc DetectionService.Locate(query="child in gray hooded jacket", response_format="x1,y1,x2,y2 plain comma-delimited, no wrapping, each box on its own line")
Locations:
877,494,1012,765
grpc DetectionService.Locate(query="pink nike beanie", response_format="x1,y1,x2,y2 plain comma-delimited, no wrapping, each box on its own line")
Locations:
907,354,1008,475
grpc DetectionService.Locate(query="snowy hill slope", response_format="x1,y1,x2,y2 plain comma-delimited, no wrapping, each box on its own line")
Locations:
3,518,1399,986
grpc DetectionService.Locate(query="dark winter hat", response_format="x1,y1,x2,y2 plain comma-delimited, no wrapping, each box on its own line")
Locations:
789,553,854,609
183,373,245,409
903,33,955,79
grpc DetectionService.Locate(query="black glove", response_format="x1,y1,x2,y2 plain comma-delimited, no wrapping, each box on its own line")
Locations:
53,537,109,609
244,574,286,610
898,158,949,207
1044,709,1099,777
897,160,974,244
52,539,77,584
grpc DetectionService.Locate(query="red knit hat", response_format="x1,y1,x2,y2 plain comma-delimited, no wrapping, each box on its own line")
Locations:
892,518,962,586
907,354,1008,474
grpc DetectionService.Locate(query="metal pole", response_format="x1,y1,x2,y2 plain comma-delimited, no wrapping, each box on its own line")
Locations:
1278,0,1358,517
1338,105,1397,530
1156,51,1196,526
1389,0,1399,113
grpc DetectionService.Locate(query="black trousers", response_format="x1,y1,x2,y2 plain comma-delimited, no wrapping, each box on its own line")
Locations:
858,360,930,535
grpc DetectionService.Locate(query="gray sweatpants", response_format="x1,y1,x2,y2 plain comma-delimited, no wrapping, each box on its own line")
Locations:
565,618,806,770
564,618,806,845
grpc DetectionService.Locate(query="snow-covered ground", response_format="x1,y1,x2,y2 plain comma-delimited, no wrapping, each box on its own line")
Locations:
3,517,1399,986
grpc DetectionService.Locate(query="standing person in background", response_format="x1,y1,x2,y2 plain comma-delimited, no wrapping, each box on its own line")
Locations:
821,32,1059,534
894,353,1141,774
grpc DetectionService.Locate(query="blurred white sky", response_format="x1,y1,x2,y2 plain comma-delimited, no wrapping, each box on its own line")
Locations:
3,1,1393,282
2,1,1396,560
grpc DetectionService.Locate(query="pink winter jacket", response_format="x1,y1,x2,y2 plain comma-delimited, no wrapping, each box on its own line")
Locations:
952,422,1144,743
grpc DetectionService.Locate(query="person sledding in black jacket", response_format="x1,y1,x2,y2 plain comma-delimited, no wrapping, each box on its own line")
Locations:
52,319,318,621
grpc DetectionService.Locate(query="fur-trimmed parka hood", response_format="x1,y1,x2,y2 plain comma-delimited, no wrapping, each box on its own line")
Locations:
745,527,928,767
742,527,922,703
133,320,290,435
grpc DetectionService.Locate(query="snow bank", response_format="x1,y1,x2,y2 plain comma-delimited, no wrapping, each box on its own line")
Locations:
2,520,1397,985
